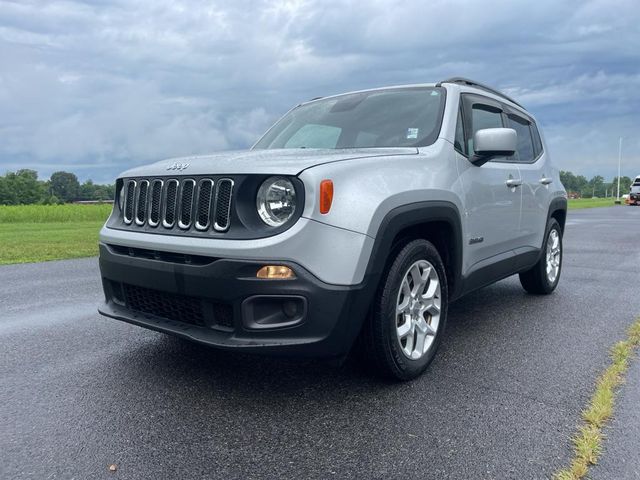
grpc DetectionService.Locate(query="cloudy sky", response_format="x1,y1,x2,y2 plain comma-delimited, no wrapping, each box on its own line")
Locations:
1,0,639,184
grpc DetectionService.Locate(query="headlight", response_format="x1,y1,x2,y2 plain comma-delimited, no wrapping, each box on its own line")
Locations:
256,176,297,226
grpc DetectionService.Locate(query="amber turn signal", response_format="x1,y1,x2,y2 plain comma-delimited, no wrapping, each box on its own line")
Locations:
319,179,334,214
256,265,295,279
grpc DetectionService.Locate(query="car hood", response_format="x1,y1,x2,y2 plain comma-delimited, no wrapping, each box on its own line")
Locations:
119,147,418,177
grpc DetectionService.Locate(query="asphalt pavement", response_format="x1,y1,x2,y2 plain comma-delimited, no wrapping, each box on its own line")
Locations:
1,206,640,479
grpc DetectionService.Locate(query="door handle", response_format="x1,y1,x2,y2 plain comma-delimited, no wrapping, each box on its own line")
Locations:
540,177,553,185
506,178,523,188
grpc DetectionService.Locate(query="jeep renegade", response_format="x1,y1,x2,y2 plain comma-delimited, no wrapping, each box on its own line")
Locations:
98,77,567,380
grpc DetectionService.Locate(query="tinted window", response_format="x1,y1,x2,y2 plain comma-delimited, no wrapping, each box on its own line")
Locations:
469,104,503,153
254,87,446,149
531,122,543,156
454,107,465,154
507,115,534,163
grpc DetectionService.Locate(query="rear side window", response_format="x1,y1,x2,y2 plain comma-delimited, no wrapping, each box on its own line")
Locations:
507,114,535,163
469,104,503,154
531,122,543,157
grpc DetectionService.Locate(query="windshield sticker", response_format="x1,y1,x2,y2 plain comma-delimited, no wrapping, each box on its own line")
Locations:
431,90,439,96
406,128,419,139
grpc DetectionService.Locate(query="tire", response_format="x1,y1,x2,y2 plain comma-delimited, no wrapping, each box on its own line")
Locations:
363,239,448,381
519,218,562,295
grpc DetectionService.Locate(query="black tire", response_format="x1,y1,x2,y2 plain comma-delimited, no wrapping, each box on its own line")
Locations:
363,239,448,381
519,218,563,295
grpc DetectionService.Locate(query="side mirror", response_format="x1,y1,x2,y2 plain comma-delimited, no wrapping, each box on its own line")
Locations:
470,128,517,166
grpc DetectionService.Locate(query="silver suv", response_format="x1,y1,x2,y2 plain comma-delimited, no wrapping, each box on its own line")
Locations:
98,78,567,380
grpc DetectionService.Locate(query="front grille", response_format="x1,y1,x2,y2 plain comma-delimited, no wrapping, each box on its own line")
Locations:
148,180,163,227
178,179,195,229
163,180,178,228
195,180,213,230
135,180,149,225
123,180,136,224
122,177,233,233
118,282,234,330
214,179,234,231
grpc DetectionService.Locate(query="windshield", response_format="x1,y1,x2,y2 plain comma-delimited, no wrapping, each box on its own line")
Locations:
253,87,446,150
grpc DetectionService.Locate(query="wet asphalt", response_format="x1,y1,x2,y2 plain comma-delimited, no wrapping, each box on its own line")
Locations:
1,205,639,479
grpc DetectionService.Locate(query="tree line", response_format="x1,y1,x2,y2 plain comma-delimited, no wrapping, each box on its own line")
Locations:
0,170,114,205
559,171,634,198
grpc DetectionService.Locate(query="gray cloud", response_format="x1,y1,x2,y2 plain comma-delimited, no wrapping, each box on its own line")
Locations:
0,0,639,183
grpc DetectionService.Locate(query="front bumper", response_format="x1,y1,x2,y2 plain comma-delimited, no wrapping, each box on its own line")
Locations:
98,243,372,357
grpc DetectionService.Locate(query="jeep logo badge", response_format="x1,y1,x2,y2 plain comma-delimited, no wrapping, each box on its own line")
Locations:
166,162,190,171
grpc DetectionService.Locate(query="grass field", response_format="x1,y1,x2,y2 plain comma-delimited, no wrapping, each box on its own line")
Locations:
0,204,111,265
568,198,620,210
0,203,112,223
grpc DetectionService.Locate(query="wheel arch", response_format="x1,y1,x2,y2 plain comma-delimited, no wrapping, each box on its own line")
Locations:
363,201,464,300
548,196,568,233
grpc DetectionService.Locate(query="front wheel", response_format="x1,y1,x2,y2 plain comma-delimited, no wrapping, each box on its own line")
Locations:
363,239,448,381
519,218,563,294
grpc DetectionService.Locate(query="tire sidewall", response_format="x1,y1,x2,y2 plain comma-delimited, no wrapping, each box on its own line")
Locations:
541,219,563,292
379,240,448,380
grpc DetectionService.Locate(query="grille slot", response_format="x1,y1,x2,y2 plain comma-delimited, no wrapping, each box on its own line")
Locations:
163,180,179,228
148,180,163,227
135,180,149,225
123,180,136,224
214,179,234,232
178,179,196,229
195,179,214,230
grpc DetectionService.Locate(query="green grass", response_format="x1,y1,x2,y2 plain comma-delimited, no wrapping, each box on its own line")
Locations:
0,221,106,265
554,318,640,480
568,198,620,210
0,204,112,264
0,203,112,223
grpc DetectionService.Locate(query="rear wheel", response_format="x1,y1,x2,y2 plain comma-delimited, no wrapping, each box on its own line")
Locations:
363,239,448,381
519,218,562,294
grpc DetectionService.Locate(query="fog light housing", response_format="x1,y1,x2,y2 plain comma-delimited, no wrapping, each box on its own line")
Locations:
256,265,295,279
242,295,306,330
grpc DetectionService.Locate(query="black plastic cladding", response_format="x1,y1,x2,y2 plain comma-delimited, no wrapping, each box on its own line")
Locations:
107,174,305,240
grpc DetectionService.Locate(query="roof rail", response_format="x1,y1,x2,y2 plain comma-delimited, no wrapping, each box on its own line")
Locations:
436,77,524,108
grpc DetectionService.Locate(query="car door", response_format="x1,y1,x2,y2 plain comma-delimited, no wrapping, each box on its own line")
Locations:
454,94,522,273
504,111,550,251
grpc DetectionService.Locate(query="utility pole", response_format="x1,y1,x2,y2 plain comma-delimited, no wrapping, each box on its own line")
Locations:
615,137,623,204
